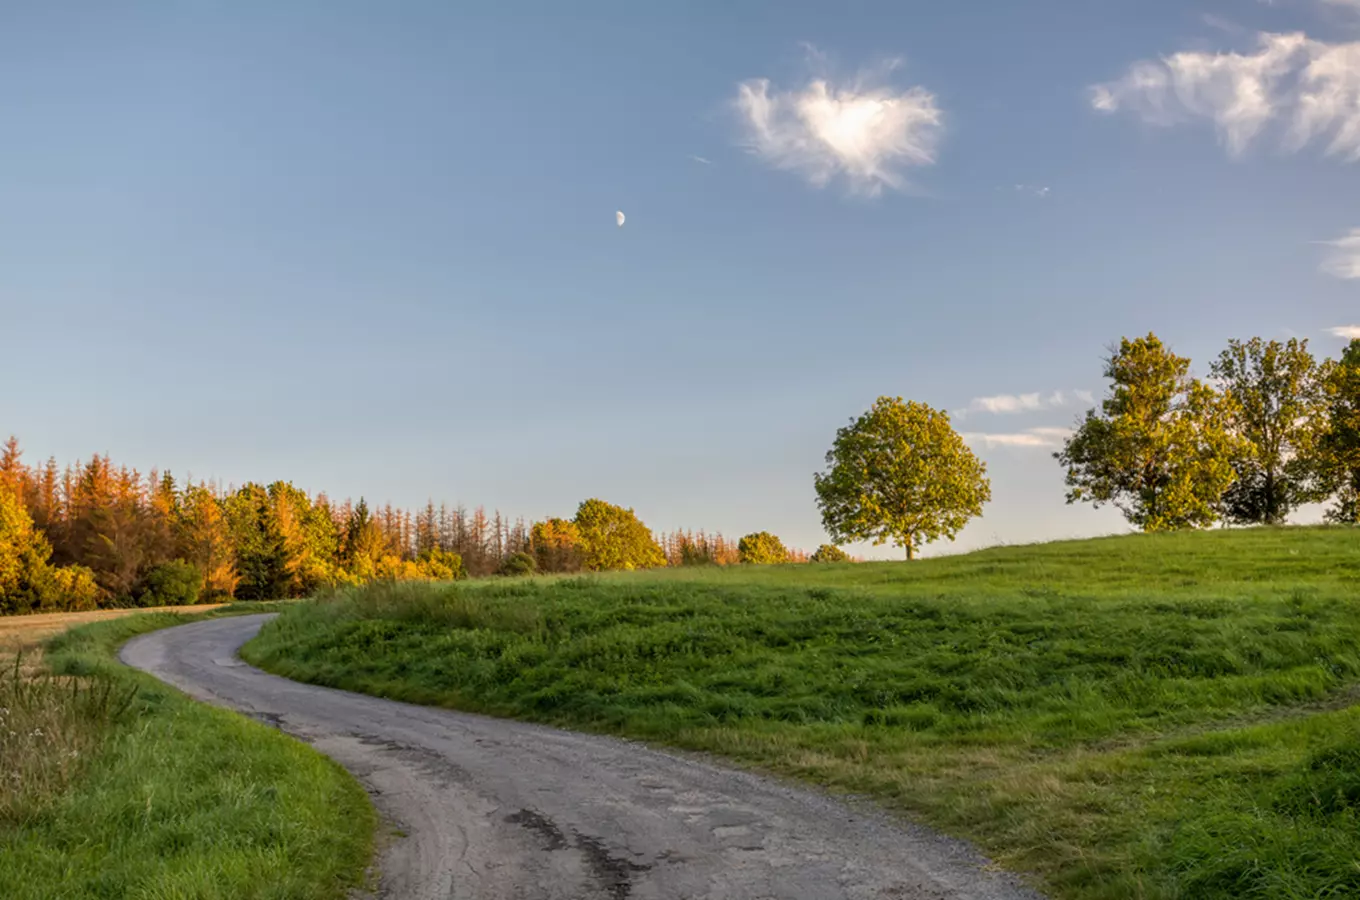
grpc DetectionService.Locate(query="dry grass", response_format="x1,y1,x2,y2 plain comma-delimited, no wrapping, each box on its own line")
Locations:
0,606,220,823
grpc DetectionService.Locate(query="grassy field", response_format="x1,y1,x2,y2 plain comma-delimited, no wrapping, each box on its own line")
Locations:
245,526,1360,900
0,606,375,900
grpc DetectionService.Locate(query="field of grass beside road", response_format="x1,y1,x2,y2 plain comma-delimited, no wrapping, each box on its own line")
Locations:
0,606,375,900
245,526,1360,900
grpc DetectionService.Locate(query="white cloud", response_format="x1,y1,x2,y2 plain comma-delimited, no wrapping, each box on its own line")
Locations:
964,427,1072,449
689,155,713,165
1323,0,1360,10
1328,325,1360,338
734,57,943,196
1090,31,1360,160
1014,184,1051,198
1322,228,1360,278
955,390,1089,419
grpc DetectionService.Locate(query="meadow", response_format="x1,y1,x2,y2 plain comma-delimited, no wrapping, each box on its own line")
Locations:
245,526,1360,900
0,607,374,900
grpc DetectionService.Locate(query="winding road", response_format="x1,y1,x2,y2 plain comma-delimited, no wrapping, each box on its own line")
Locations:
121,615,1043,900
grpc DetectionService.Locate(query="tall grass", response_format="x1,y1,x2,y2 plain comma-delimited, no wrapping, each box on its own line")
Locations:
0,608,375,900
0,655,137,823
245,526,1360,900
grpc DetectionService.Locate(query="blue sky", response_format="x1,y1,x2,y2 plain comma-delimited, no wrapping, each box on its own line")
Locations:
2,1,1358,557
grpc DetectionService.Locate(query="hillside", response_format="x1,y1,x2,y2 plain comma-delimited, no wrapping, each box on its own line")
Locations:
244,527,1360,899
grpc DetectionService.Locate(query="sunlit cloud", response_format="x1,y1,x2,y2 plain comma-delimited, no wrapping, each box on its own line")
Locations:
1321,228,1360,279
964,427,1072,449
734,53,943,196
955,390,1089,420
1090,31,1360,161
1328,325,1360,338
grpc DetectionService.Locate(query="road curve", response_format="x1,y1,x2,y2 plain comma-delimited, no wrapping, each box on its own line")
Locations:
121,615,1044,900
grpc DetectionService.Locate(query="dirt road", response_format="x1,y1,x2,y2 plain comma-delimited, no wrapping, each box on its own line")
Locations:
122,614,1044,900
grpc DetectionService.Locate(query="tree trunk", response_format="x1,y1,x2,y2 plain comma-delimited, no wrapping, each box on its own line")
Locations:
905,541,916,561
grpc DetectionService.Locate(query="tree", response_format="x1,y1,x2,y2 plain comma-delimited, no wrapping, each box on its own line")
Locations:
1057,334,1241,532
415,547,464,581
530,517,583,573
1210,337,1325,524
814,397,990,560
1317,339,1360,522
737,531,789,564
809,543,851,563
0,484,54,614
225,484,292,601
572,499,666,571
341,498,386,582
177,484,239,600
136,560,203,607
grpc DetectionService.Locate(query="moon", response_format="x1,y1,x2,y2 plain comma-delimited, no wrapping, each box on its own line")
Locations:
616,210,625,228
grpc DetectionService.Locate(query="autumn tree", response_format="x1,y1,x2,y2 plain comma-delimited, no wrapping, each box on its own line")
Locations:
341,498,386,581
737,531,789,564
1210,337,1326,525
178,484,239,599
530,517,583,573
1316,339,1360,522
809,543,851,563
1058,334,1241,531
815,397,990,560
572,499,666,571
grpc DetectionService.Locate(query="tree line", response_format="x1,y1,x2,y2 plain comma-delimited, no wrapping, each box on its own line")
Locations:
0,441,824,615
809,334,1360,560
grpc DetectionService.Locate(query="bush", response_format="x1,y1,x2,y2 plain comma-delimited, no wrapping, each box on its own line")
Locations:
498,552,537,577
809,544,851,563
416,548,464,581
135,560,203,607
35,565,102,611
737,531,789,565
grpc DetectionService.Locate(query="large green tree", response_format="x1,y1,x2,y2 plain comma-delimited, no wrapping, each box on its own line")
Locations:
1210,337,1326,525
1058,333,1241,532
814,397,990,560
737,531,789,564
1317,339,1360,522
224,484,293,601
572,499,665,571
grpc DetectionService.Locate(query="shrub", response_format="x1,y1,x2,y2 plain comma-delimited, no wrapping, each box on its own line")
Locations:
498,552,537,578
809,544,851,563
416,548,464,581
35,565,102,612
738,531,789,565
135,560,203,607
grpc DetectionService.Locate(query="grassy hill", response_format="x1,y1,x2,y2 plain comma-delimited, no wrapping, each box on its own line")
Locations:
244,527,1360,900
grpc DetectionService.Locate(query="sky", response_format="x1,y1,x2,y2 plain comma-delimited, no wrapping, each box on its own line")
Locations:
2,1,1358,558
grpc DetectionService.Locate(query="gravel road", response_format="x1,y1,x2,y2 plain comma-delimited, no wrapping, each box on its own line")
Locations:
121,614,1044,900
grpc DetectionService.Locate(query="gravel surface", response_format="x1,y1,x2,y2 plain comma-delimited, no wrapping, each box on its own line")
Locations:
122,614,1045,900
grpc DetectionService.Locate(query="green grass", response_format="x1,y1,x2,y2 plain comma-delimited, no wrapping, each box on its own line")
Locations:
0,606,375,900
244,527,1360,900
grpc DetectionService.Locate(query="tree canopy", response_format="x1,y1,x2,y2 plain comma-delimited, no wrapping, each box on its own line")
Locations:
809,543,851,563
1058,333,1241,532
1210,337,1325,525
814,397,990,560
737,531,789,564
1317,339,1360,522
573,499,666,571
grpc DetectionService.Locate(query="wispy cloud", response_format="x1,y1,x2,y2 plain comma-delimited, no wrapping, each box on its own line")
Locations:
1089,32,1360,161
1014,184,1051,198
1321,228,1360,278
955,390,1091,419
734,52,943,196
1328,325,1360,338
689,155,713,165
964,427,1072,449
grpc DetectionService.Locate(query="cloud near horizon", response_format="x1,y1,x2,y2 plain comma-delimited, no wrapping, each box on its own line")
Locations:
964,427,1072,449
734,57,943,196
1321,228,1360,279
1329,325,1360,338
954,389,1094,420
1090,31,1360,161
